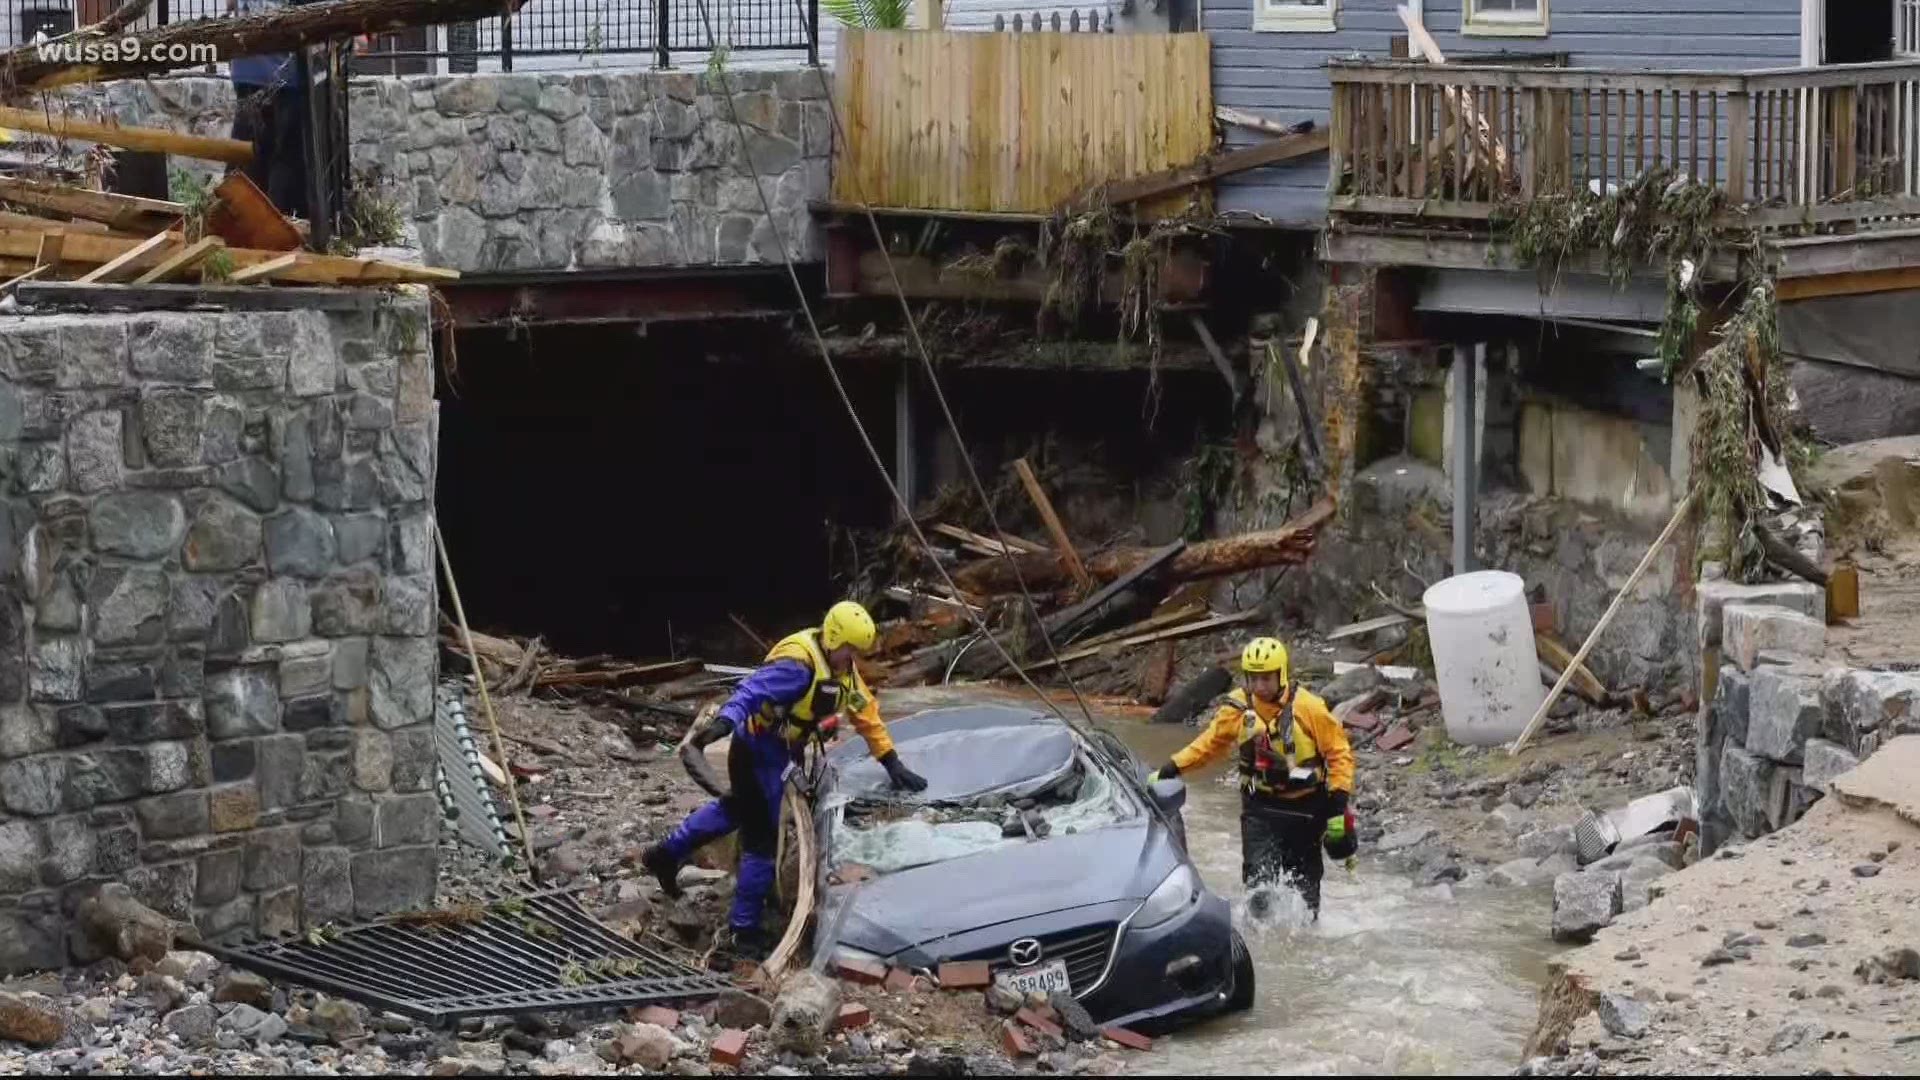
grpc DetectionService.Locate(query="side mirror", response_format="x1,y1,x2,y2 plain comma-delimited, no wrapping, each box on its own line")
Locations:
1148,775,1187,814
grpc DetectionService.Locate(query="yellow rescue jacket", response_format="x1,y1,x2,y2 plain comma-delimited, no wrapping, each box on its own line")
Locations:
754,628,896,759
1170,685,1354,800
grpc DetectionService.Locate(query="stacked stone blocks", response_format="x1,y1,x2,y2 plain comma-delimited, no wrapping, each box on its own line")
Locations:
0,293,441,973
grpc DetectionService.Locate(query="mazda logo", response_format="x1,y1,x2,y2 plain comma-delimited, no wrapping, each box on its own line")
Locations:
1007,938,1043,968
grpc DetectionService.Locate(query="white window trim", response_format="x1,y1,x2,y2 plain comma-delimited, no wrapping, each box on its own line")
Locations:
1254,0,1337,34
1461,0,1548,38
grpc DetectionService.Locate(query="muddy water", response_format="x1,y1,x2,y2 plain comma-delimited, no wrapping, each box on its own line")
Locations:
882,685,1560,1073
1123,721,1561,1075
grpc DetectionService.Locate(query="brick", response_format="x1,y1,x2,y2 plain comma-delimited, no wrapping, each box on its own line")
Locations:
1000,1021,1036,1058
937,960,990,989
834,957,887,985
1101,1026,1153,1051
631,1005,679,1028
709,1029,748,1066
1015,1007,1063,1040
834,1003,871,1031
883,966,915,992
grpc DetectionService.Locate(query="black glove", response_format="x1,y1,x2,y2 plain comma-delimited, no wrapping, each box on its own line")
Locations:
1149,760,1180,783
1327,789,1350,817
878,750,928,792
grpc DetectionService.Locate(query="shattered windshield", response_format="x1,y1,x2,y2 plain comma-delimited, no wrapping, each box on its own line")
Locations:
823,731,1135,876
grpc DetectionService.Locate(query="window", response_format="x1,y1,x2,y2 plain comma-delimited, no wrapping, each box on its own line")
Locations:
1462,0,1547,37
1255,0,1337,34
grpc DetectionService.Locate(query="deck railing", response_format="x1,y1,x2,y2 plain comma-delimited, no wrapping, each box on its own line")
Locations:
1329,59,1920,228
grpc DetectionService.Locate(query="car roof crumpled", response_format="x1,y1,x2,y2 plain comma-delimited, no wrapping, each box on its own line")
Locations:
829,716,1079,805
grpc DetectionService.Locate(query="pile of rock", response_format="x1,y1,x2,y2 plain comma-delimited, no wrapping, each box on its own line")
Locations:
1549,829,1689,943
1694,571,1920,854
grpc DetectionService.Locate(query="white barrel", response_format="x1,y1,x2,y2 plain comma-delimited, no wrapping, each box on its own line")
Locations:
1421,570,1545,746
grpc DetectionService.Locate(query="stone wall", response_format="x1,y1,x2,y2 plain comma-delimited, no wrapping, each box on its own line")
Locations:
348,68,832,274
1693,572,1920,855
0,290,441,974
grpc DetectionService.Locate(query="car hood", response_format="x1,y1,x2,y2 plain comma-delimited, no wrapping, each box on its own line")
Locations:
828,816,1181,957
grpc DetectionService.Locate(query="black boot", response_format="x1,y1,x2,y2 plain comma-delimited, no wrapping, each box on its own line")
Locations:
640,844,682,899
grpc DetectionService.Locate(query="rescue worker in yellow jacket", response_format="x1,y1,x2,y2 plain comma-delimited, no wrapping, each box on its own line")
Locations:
1151,637,1355,917
641,601,925,958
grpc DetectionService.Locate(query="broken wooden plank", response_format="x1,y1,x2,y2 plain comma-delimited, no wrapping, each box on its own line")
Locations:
1216,105,1310,138
531,658,702,689
0,105,253,165
1030,610,1263,671
14,280,383,312
1103,127,1328,207
1188,314,1244,401
1046,540,1187,641
0,210,123,237
225,250,298,284
34,230,63,272
75,231,173,284
1068,600,1207,652
207,171,302,252
0,263,46,296
0,227,457,285
1533,633,1608,705
1273,320,1325,472
0,175,184,232
996,532,1050,555
1325,612,1413,641
133,236,224,284
930,523,1031,559
1331,661,1422,681
1011,458,1092,593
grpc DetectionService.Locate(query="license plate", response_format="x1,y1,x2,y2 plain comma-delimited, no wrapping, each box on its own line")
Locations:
996,959,1071,997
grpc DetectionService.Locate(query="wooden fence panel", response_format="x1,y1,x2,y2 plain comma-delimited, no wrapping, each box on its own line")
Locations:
832,29,1213,214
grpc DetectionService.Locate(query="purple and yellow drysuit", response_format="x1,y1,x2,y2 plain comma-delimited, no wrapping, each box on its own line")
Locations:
655,629,895,933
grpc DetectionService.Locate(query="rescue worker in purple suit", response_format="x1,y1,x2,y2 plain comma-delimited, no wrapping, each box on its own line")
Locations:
641,601,926,960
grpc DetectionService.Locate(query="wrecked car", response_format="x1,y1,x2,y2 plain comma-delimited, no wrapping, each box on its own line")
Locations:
815,703,1253,1033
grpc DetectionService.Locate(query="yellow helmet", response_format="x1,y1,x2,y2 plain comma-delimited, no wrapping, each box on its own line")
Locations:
821,600,878,653
1241,637,1290,682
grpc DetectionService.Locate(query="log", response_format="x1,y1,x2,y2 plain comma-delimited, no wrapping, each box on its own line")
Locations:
954,497,1334,595
0,105,252,164
0,0,526,92
1533,633,1607,705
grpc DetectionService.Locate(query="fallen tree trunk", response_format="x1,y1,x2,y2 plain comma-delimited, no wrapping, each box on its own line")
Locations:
952,497,1335,595
0,0,522,92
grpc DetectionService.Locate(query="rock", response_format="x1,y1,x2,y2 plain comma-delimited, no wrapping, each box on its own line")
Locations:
433,1058,509,1077
603,1023,677,1069
1551,870,1622,943
1721,746,1777,839
140,972,188,1012
1747,667,1825,763
1619,858,1675,913
1376,825,1436,853
1318,665,1383,705
154,950,219,985
1596,993,1651,1039
1802,738,1861,794
1697,580,1825,647
985,982,1022,1015
0,991,65,1047
213,969,272,1009
162,1003,217,1045
1518,825,1576,860
770,970,840,1056
309,996,366,1041
715,988,772,1030
1489,854,1577,888
1722,604,1825,672
1489,803,1530,835
1767,1022,1817,1053
89,493,186,558
72,883,173,964
1853,863,1882,878
1787,932,1827,948
220,1002,288,1043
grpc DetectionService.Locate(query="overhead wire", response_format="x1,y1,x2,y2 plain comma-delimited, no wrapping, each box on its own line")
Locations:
686,1,1095,728
783,15,1109,730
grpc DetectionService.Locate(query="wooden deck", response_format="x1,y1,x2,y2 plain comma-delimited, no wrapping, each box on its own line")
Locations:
1328,58,1920,232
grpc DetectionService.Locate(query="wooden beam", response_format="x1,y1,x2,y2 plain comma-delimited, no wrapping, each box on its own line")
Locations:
0,210,116,237
133,236,225,284
16,281,383,312
1326,612,1414,641
1103,128,1330,207
0,264,47,296
34,230,63,272
1533,633,1607,704
1188,314,1244,400
1216,105,1310,138
1011,458,1092,593
0,106,252,165
1774,265,1920,302
0,176,184,232
1029,610,1264,670
226,251,299,284
1042,540,1187,641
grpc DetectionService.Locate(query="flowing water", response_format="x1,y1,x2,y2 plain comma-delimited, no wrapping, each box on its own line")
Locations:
883,686,1562,1074
1122,721,1563,1076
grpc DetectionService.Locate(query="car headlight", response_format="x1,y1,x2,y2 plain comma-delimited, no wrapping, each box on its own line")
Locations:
1131,864,1199,930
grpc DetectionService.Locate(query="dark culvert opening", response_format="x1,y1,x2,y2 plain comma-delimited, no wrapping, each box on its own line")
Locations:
435,321,899,661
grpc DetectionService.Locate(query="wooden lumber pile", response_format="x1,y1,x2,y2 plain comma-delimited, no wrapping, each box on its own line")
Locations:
439,625,702,721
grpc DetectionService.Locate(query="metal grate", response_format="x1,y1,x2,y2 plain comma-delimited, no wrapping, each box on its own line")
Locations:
956,922,1119,997
202,886,733,1023
434,685,515,861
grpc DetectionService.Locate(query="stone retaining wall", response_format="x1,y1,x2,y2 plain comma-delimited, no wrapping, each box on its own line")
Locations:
0,289,441,974
1694,572,1920,854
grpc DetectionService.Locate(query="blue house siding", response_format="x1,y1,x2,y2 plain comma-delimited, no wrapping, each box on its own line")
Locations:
1206,0,1804,225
